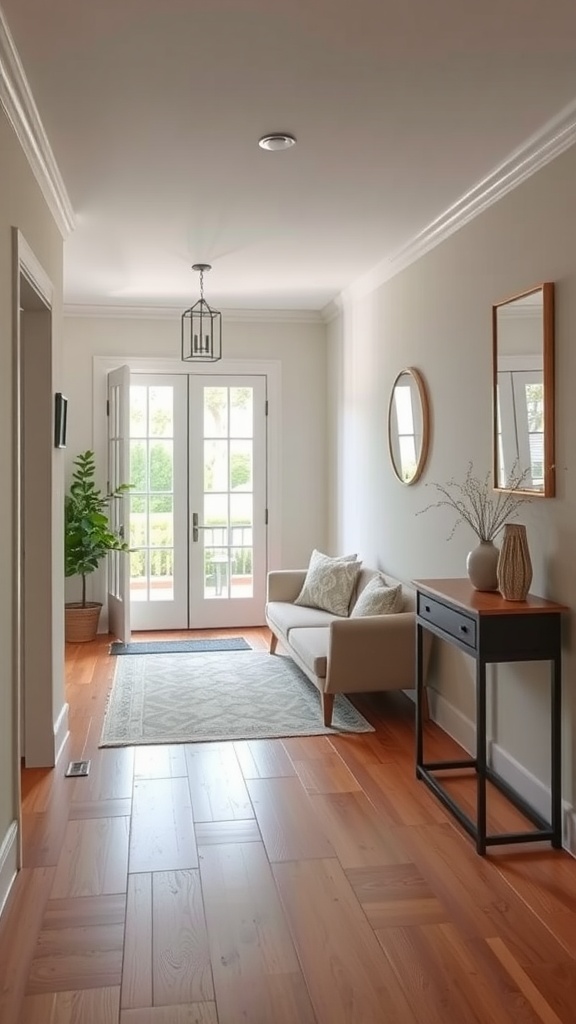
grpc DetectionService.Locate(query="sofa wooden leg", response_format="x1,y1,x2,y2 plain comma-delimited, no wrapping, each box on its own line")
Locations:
322,693,335,727
269,633,278,655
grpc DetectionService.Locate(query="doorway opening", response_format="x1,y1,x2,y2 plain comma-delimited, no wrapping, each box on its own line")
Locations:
122,373,268,633
15,233,60,773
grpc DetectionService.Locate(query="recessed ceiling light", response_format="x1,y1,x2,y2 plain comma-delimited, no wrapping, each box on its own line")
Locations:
258,133,297,151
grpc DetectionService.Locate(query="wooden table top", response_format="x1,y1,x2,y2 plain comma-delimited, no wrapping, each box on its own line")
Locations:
413,578,569,617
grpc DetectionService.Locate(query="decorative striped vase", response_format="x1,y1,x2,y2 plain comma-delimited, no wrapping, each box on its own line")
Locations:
497,524,532,601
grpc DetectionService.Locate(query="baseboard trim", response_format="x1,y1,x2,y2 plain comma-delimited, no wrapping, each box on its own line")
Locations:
429,689,575,852
54,701,69,766
487,740,550,820
563,809,576,858
428,689,476,756
0,821,18,919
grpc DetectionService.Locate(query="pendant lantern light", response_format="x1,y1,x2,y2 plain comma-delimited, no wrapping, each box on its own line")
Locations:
181,263,222,362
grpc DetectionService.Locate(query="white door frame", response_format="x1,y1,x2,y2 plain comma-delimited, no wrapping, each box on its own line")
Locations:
92,355,282,631
107,365,132,643
12,229,65,875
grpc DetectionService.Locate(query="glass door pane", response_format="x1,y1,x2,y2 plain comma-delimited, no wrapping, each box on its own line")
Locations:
189,375,266,627
128,375,188,630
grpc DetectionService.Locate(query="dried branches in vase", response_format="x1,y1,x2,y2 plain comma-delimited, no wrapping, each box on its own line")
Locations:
417,463,531,591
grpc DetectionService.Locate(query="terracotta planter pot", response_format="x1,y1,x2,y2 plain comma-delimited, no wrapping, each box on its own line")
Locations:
64,602,102,643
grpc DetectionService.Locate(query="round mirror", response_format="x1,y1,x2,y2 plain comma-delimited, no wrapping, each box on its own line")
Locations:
388,367,430,485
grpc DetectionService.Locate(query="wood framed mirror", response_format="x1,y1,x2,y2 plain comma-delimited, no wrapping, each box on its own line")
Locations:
493,282,555,496
388,367,430,485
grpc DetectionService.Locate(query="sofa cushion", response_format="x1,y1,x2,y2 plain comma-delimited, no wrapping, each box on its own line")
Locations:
350,576,403,618
266,601,338,638
353,569,415,614
288,626,330,679
294,549,361,617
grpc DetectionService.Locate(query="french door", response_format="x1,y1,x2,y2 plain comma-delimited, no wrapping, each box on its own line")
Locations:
128,372,267,630
107,366,131,643
128,374,188,629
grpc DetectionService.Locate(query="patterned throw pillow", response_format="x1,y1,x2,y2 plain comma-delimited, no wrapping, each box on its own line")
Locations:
294,549,361,617
350,576,403,618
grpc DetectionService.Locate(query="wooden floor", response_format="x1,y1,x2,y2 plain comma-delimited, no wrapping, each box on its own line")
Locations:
1,628,576,1023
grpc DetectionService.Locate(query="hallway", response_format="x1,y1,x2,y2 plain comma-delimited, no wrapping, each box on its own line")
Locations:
1,629,576,1022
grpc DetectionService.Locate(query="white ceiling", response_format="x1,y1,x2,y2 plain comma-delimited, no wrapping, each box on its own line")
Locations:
3,0,576,312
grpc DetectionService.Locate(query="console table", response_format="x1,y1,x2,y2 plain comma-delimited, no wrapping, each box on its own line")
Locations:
414,578,567,855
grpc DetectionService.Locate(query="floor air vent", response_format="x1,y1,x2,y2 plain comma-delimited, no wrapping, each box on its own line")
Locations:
65,760,91,777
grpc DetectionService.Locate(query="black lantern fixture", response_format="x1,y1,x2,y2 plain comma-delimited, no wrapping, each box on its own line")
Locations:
181,263,222,362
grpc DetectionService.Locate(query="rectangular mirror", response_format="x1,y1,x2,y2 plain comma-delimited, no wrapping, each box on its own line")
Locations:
493,282,555,496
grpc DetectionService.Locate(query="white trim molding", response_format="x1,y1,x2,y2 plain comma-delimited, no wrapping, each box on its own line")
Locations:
487,740,551,823
54,702,69,766
564,808,576,859
0,821,18,919
91,355,283,624
0,10,75,237
428,688,575,854
428,688,476,757
14,229,54,306
64,303,323,323
343,96,576,302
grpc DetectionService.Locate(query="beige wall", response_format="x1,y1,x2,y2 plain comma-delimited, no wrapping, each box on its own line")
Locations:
327,142,576,823
0,109,64,854
62,315,328,607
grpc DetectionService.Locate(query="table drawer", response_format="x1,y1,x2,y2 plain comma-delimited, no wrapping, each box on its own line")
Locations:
418,593,476,649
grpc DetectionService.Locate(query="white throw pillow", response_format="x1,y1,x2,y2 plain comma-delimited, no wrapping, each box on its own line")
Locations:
295,549,361,617
350,576,403,618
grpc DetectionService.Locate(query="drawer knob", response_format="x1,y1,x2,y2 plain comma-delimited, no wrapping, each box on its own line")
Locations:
460,625,468,633
425,604,431,612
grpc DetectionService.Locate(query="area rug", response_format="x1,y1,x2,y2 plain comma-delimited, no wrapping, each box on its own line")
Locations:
99,651,374,746
109,637,251,655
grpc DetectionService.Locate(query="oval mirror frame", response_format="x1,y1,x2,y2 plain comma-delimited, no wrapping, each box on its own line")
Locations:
388,367,430,485
492,282,555,497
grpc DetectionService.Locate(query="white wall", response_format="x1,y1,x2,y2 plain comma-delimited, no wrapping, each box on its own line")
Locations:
327,142,576,828
0,108,64,870
62,314,328,608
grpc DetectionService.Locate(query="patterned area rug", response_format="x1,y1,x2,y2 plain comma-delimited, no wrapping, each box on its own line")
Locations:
99,651,374,746
110,638,251,655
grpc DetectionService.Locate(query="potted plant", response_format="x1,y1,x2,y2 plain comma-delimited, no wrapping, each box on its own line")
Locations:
65,449,131,642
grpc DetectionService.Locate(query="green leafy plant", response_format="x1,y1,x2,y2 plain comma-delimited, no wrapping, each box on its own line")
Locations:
65,450,131,606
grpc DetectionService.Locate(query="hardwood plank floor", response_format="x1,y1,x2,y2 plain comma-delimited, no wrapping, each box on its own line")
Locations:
130,778,198,873
0,628,575,1023
151,870,213,1007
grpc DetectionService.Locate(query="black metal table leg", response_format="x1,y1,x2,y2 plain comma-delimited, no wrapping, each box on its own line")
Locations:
551,655,562,848
476,657,487,855
416,622,424,770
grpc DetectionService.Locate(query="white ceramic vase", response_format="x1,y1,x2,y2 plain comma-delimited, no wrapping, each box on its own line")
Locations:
466,540,499,591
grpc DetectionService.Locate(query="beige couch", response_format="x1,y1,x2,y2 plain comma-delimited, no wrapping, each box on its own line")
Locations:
265,566,425,726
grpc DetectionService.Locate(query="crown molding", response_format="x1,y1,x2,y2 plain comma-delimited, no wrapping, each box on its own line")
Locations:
0,9,75,238
14,228,53,306
343,96,576,303
63,303,324,323
320,299,342,324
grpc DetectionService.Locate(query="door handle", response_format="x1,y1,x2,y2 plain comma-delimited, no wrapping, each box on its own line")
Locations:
192,513,230,544
192,511,211,542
